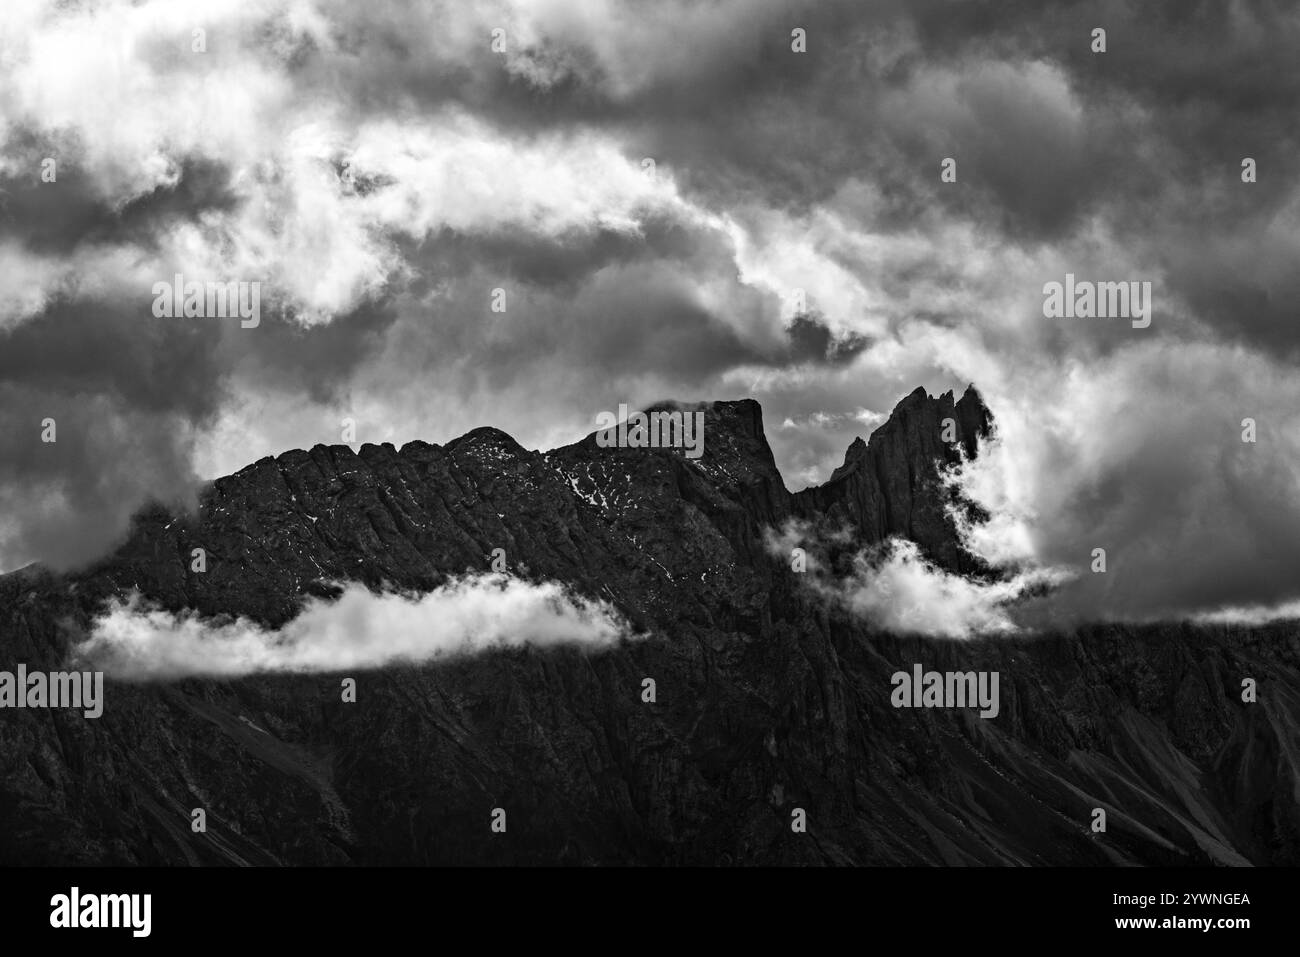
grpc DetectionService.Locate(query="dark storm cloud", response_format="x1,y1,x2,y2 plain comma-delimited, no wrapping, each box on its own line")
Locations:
0,155,240,255
0,296,227,569
1005,371,1300,627
784,313,868,365
406,214,726,295
0,297,224,417
0,387,202,572
363,240,874,402
354,257,861,403
273,0,1300,338
216,298,401,407
410,0,1298,354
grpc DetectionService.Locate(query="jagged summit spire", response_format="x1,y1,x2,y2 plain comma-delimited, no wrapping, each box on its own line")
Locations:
792,383,994,574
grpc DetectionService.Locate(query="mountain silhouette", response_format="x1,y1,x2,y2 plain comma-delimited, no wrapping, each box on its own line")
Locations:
1,386,1296,865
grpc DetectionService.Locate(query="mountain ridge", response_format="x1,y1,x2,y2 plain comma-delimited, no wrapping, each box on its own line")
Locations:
2,385,1298,866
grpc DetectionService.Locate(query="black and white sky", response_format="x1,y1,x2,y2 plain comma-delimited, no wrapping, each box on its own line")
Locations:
2,0,1299,629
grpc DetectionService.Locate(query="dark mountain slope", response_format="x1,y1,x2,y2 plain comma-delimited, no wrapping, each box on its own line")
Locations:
0,386,1296,865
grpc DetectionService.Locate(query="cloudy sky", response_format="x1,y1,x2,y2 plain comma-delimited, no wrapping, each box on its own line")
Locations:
1,0,1298,627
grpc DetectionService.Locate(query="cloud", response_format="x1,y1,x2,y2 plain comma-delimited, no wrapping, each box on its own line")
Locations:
73,573,635,680
830,538,1061,639
944,340,1300,626
0,0,714,332
1193,601,1300,628
4,0,1300,635
766,520,1066,639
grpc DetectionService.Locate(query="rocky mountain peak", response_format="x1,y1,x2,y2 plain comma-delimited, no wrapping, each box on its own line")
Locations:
793,385,993,573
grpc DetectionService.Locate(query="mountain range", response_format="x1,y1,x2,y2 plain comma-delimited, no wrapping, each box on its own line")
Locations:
2,385,1297,865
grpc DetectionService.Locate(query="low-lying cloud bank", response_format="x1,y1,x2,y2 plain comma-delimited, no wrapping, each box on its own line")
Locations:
766,519,1069,639
828,539,1066,639
73,573,633,680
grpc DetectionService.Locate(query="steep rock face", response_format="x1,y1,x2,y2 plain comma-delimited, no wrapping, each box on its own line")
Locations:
793,385,992,573
0,387,1297,866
